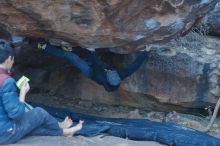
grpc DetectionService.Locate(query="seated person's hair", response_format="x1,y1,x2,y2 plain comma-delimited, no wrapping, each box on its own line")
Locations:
0,39,14,63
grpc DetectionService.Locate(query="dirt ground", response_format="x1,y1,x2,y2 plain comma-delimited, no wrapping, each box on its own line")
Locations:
3,136,165,146
28,93,220,139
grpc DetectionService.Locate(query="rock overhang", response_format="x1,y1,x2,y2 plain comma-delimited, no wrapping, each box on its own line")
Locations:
0,0,219,53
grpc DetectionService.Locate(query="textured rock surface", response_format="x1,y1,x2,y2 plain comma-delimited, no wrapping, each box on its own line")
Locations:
13,34,220,112
202,2,220,36
0,0,219,52
5,135,165,146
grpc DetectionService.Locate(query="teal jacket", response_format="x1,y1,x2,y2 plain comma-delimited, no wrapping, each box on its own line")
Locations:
0,69,25,133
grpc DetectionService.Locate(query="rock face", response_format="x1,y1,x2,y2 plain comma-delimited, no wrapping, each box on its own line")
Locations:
0,0,219,52
3,0,220,112
203,2,220,36
13,33,220,112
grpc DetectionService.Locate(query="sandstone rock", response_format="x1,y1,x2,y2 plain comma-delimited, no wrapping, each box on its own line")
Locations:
201,47,216,55
147,112,166,122
166,111,181,123
218,62,220,70
210,86,220,96
127,109,142,119
203,2,220,36
120,35,220,108
210,69,220,76
165,112,206,131
0,0,219,52
209,74,218,84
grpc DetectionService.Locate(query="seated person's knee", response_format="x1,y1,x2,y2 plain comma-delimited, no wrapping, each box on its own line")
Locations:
34,107,47,115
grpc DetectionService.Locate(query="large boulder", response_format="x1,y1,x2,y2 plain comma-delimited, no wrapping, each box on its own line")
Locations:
0,0,219,52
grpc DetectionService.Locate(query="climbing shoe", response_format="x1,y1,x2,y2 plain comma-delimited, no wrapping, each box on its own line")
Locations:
61,41,72,51
37,42,47,50
49,39,72,51
61,45,72,51
139,45,151,52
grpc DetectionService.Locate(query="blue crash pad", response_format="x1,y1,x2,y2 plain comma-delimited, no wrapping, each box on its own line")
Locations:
31,103,220,146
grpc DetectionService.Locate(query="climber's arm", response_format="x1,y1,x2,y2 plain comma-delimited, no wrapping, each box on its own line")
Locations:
118,51,149,80
87,51,110,69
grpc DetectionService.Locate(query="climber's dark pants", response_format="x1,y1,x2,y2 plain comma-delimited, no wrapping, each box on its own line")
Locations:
44,44,92,77
43,44,148,80
0,107,63,144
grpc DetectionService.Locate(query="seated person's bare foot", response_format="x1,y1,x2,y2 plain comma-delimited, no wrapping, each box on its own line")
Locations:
59,116,73,129
63,120,84,137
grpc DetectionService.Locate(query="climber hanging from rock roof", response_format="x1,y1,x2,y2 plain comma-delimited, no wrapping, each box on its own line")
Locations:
35,39,150,92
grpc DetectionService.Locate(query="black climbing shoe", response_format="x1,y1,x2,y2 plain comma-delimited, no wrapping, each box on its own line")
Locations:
37,42,47,50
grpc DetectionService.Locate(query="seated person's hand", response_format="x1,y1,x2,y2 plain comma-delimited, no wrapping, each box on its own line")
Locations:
20,81,30,101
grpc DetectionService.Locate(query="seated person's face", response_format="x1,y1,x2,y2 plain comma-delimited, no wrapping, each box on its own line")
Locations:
4,56,14,70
